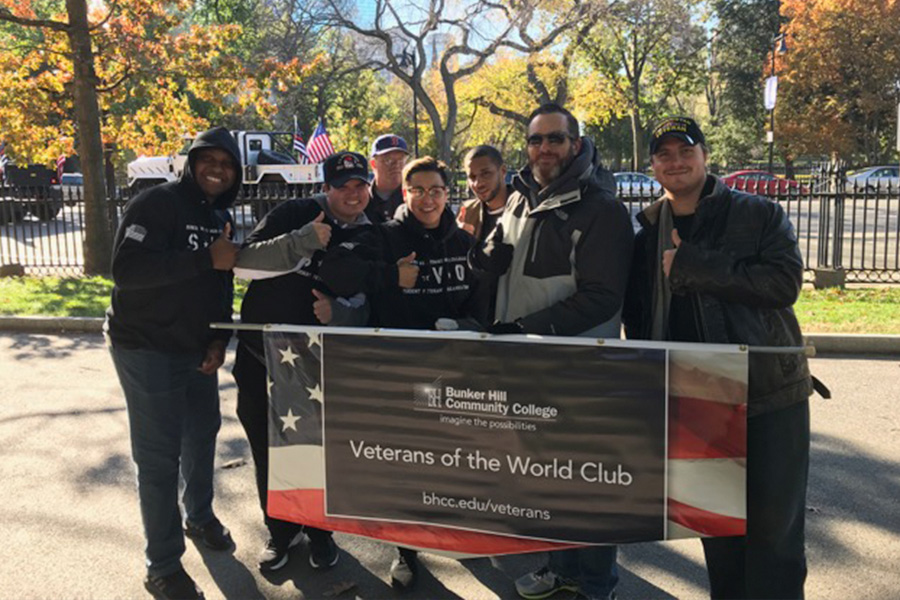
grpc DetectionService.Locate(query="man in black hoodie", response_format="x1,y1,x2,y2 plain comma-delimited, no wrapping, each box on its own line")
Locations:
106,126,241,600
318,156,488,591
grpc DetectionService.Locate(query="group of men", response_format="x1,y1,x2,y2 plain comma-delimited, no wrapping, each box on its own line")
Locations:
105,104,815,600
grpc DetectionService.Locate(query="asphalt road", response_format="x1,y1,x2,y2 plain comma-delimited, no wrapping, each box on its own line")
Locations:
0,333,897,600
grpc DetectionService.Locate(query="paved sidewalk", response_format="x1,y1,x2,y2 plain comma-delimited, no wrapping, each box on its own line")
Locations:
0,332,897,599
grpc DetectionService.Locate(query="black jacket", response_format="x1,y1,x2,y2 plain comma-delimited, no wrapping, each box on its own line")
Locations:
236,196,372,360
320,205,489,330
622,176,812,416
365,185,404,224
105,127,238,353
471,137,633,337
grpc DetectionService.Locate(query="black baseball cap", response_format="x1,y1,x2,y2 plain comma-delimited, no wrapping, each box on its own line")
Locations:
370,134,409,157
323,151,369,187
649,117,706,155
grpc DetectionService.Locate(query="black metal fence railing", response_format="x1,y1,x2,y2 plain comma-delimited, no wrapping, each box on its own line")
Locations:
2,175,898,283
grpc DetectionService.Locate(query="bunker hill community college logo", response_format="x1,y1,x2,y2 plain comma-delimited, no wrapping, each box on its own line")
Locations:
413,381,443,409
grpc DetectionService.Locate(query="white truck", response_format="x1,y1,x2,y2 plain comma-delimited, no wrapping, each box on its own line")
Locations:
126,131,324,190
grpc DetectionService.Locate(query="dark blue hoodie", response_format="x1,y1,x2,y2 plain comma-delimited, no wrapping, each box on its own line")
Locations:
105,127,240,353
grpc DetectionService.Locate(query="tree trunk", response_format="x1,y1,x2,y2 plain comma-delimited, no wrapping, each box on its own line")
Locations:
66,0,112,275
630,107,644,172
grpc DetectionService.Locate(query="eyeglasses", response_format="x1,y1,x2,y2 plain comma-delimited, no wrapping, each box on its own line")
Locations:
376,155,406,167
526,132,572,147
407,186,448,200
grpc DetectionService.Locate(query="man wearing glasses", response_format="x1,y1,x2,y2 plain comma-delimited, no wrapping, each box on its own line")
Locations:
319,157,489,590
471,103,633,600
366,133,410,223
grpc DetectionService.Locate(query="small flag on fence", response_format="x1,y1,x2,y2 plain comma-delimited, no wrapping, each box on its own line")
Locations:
56,154,66,182
306,119,335,164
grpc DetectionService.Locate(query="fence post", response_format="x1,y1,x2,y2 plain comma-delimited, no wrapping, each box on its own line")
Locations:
813,160,846,289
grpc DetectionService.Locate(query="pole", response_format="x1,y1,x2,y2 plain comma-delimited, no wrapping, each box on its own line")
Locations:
768,45,776,175
412,53,419,158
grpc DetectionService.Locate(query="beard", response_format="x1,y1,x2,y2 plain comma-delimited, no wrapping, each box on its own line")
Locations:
531,148,577,188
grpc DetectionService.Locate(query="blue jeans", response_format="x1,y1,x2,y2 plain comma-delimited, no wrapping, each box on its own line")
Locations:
549,546,619,599
110,345,222,577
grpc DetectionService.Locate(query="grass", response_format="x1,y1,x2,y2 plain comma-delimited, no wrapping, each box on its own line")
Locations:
0,276,898,334
793,287,900,334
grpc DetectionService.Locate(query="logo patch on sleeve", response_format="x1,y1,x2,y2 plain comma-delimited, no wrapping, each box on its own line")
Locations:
124,224,148,243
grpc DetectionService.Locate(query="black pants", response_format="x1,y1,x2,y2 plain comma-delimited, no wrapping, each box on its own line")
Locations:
233,342,331,547
702,400,810,599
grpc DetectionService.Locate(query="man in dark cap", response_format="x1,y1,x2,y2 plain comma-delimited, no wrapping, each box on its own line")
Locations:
106,126,241,600
366,133,409,223
624,116,817,600
232,150,373,576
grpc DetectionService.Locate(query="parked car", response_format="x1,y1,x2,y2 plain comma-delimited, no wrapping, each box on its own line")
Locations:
721,170,809,195
615,172,662,198
846,166,900,192
52,172,83,205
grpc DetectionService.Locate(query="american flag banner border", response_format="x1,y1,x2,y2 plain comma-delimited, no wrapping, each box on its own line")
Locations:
263,327,747,555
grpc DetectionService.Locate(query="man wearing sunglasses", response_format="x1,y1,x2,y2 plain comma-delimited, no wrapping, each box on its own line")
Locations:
471,103,633,600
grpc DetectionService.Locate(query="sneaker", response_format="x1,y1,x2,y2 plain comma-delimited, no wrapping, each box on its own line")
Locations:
390,550,420,591
184,517,233,551
258,531,305,573
308,535,339,569
144,567,204,600
515,567,579,600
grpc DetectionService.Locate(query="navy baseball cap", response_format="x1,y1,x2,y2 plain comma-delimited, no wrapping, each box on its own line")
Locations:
370,134,409,157
649,117,706,155
323,151,369,187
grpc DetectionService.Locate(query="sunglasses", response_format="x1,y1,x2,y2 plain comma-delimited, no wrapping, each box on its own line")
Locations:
526,132,572,147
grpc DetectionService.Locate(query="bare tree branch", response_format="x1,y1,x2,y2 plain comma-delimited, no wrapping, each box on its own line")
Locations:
0,7,69,31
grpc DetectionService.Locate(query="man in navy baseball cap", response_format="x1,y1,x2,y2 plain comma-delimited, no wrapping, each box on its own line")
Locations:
367,134,410,223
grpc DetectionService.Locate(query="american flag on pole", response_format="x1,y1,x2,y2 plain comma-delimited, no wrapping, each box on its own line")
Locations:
56,155,66,182
0,142,9,178
263,329,747,554
292,131,310,165
305,120,334,164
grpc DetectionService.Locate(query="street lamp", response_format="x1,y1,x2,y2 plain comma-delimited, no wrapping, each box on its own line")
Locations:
398,49,420,157
766,33,788,175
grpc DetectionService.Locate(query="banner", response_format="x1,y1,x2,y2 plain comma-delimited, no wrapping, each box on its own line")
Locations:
264,328,747,555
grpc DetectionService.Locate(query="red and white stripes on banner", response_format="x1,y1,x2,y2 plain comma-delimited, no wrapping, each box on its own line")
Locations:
666,348,748,539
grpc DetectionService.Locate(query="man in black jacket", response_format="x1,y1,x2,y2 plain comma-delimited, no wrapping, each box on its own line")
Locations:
623,117,814,599
319,156,488,590
106,126,240,600
232,151,372,575
365,133,409,223
474,104,631,600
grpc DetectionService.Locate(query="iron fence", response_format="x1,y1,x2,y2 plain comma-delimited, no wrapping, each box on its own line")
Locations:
2,173,898,284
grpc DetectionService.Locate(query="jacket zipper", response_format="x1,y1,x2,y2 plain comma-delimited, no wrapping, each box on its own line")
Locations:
530,219,544,265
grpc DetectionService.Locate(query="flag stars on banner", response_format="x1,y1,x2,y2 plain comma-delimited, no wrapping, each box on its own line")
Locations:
307,332,321,349
307,384,324,405
280,408,302,432
279,346,300,366
267,377,274,396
